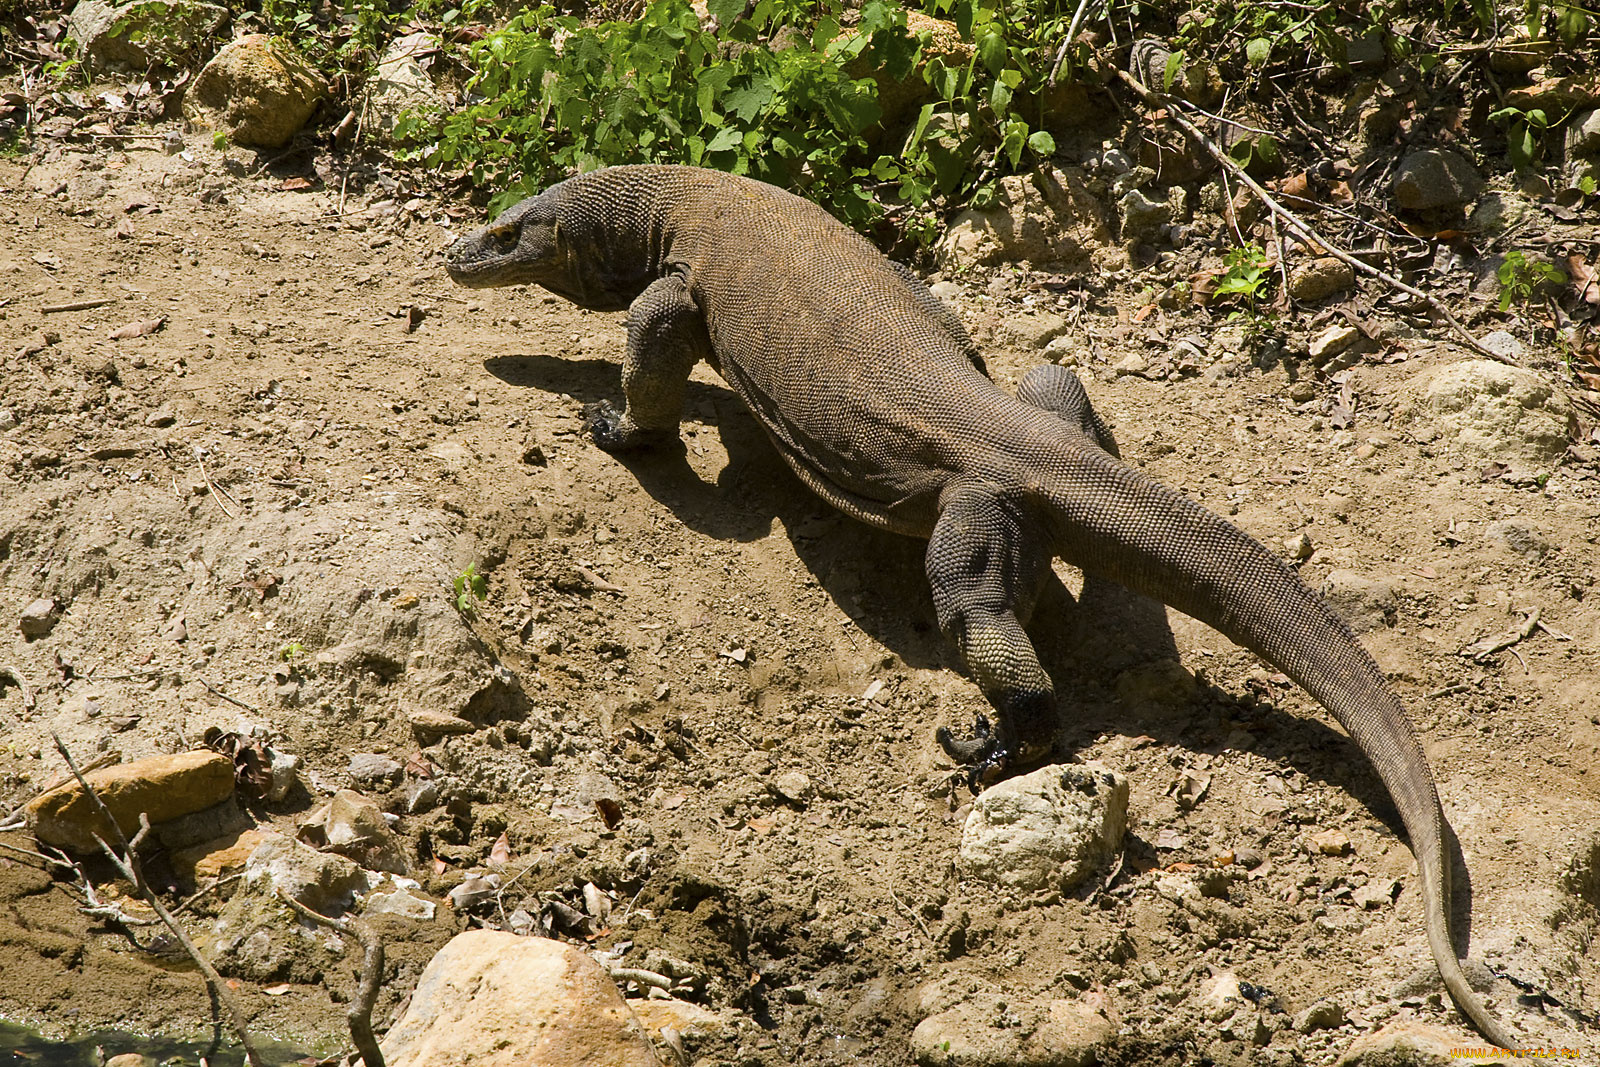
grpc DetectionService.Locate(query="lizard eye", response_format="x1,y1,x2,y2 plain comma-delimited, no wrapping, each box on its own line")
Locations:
488,224,518,250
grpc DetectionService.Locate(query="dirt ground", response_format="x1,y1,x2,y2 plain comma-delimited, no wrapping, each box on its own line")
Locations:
0,128,1597,1066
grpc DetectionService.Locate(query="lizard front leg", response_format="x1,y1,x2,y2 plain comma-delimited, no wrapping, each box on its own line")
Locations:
587,271,711,452
926,482,1058,788
1017,364,1120,457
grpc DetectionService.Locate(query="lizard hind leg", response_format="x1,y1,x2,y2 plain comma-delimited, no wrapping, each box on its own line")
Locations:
926,482,1059,786
587,272,711,452
1017,364,1120,458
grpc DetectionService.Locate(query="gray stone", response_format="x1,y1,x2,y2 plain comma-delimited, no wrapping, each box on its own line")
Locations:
1392,149,1484,211
1319,570,1396,633
957,763,1128,893
1003,312,1069,349
912,994,1114,1067
361,32,445,143
771,770,814,805
1568,108,1600,158
928,280,963,305
1293,998,1346,1033
1118,187,1171,242
1468,193,1531,234
1477,329,1526,362
1288,257,1355,302
19,597,59,638
1402,359,1573,470
184,34,327,148
1484,518,1549,560
364,883,436,920
348,752,403,785
379,931,662,1067
66,0,227,71
243,832,368,916
299,789,408,874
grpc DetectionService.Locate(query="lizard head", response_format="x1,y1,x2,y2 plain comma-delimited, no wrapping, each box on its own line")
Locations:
445,196,565,290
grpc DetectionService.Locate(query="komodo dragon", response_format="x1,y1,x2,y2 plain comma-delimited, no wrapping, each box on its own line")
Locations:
445,163,1515,1047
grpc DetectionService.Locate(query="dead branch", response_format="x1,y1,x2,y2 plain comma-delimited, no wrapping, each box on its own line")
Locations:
1462,607,1552,663
276,891,387,1067
1114,68,1507,363
0,664,35,712
52,734,265,1067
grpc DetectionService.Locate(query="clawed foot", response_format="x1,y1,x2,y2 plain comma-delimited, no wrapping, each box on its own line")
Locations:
937,715,1008,792
583,402,679,453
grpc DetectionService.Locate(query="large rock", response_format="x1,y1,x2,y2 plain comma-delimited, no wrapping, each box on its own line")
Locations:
1319,570,1397,634
937,166,1111,270
1392,149,1484,211
298,789,408,874
957,763,1127,893
242,832,369,916
66,0,227,70
184,34,327,148
1402,360,1573,470
27,750,235,853
912,994,1115,1067
361,32,445,143
1334,1020,1509,1065
379,931,662,1067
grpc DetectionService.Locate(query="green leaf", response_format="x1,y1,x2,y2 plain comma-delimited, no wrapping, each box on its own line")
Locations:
707,0,744,28
976,30,1006,75
1162,49,1185,92
706,124,744,153
723,80,775,122
1556,3,1587,43
1001,119,1027,167
1027,129,1056,157
989,78,1012,114
1245,37,1271,66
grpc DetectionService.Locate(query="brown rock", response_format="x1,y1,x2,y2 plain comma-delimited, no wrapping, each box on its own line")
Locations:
1289,256,1356,302
379,931,662,1067
628,997,730,1040
912,994,1115,1066
170,828,270,889
1335,1020,1508,1065
19,597,59,638
299,789,408,874
408,708,477,744
184,34,327,148
27,750,236,853
1312,828,1353,856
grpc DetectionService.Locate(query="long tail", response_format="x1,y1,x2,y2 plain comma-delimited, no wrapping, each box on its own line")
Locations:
1042,449,1514,1048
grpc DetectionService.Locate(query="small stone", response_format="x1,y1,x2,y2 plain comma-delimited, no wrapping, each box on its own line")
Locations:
299,789,408,874
1284,532,1314,560
771,770,814,805
1288,257,1356,302
928,280,963,304
1113,658,1195,708
1309,324,1361,362
1335,1019,1505,1065
1293,998,1346,1032
0,409,17,430
408,709,477,744
1392,149,1484,211
1484,518,1548,560
1311,828,1352,856
379,931,660,1067
1352,877,1399,910
170,828,271,889
521,434,548,467
27,751,236,854
1199,972,1242,1020
1476,329,1525,362
958,763,1128,893
628,997,730,1041
1112,353,1151,377
1320,570,1396,633
347,752,403,786
19,597,59,638
1119,187,1172,243
65,0,227,71
1003,311,1068,349
365,883,437,920
144,408,177,427
244,832,368,916
265,748,301,803
448,873,501,911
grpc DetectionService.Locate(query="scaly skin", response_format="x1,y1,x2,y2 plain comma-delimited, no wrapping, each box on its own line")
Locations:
445,164,1516,1048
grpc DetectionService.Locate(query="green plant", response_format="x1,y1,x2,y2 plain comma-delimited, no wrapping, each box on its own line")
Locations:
454,563,488,615
1214,243,1271,309
1488,103,1557,171
278,641,308,664
1496,250,1568,313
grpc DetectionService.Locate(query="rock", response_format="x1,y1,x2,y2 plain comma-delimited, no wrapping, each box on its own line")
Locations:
65,0,227,71
379,930,662,1067
1285,532,1314,560
1319,570,1396,634
299,789,408,874
1352,877,1399,910
1199,972,1242,1020
1003,312,1069,349
1569,108,1600,157
18,597,59,638
1118,187,1171,243
957,763,1128,894
265,747,300,803
1402,360,1573,470
1289,257,1356,302
361,32,445,142
1309,324,1361,363
937,166,1111,270
27,750,236,854
1311,828,1353,856
1392,149,1484,211
348,752,403,786
1111,353,1151,378
365,883,437,920
105,1055,149,1067
171,828,270,890
408,708,477,744
1294,999,1346,1032
1468,193,1530,234
929,280,963,304
1476,329,1526,362
1484,519,1549,560
1335,1020,1508,1065
911,995,1114,1067
184,35,328,148
771,770,814,805
447,872,500,911
1113,658,1195,708
628,997,731,1040
243,832,368,916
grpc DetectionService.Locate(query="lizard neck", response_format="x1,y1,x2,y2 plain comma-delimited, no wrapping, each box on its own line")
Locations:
543,166,682,311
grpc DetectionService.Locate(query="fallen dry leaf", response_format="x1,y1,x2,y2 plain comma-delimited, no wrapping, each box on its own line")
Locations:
1569,254,1599,305
108,315,166,340
489,831,511,866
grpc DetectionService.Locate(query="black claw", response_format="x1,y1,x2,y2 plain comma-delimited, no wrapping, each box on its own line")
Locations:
584,402,680,454
938,715,1012,792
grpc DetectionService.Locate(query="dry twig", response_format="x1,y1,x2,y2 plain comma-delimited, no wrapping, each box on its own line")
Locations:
1114,68,1506,362
52,734,265,1067
276,891,387,1067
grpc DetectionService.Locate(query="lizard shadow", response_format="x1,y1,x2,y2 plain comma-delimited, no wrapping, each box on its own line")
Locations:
483,352,1482,944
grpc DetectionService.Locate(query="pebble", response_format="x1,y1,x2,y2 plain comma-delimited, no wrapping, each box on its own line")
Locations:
1309,324,1361,362
1288,257,1355,302
1392,149,1485,211
1293,998,1346,1032
1484,518,1548,560
18,597,59,638
1311,828,1353,856
1320,570,1397,634
348,752,403,786
771,770,814,805
958,763,1128,893
1284,532,1314,560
